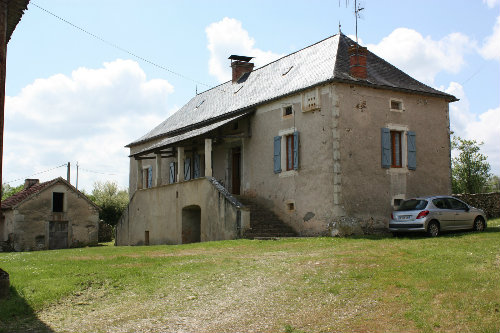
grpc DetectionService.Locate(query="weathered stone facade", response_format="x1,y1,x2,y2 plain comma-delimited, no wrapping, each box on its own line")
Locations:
118,33,456,244
1,178,100,251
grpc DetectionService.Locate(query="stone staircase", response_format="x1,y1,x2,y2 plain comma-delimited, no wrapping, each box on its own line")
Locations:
237,196,298,239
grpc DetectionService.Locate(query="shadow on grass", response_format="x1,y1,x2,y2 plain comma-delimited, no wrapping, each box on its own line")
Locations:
349,225,500,241
0,286,54,333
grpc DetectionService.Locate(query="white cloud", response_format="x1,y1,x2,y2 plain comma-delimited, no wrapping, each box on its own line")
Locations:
483,0,500,8
479,15,500,61
206,17,284,82
5,59,174,191
446,82,500,175
367,28,474,84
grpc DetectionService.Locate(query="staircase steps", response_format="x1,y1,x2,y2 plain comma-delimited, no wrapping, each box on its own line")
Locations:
237,196,298,239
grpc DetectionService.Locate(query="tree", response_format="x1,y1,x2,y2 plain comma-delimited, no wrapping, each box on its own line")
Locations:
87,181,129,226
451,136,491,194
1,183,23,200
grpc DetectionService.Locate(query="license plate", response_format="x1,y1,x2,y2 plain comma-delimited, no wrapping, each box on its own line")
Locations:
399,215,412,221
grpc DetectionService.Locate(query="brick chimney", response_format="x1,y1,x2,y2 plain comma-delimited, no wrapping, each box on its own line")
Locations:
229,55,254,83
348,45,368,79
24,179,39,189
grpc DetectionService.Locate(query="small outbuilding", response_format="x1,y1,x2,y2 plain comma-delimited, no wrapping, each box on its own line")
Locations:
0,177,99,251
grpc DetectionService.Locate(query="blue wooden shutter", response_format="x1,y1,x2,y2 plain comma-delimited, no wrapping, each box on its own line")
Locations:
293,131,299,170
193,153,200,178
273,136,281,173
147,166,153,188
169,162,175,183
407,131,416,170
184,158,191,180
381,128,391,168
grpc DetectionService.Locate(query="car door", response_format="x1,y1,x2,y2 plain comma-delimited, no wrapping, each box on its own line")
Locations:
445,198,473,229
431,198,455,230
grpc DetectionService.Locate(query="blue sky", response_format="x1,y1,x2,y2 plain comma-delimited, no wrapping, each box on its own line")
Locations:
4,0,500,192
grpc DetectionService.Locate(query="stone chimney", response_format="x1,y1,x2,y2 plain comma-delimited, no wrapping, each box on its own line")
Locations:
229,55,254,83
24,179,39,189
348,44,368,79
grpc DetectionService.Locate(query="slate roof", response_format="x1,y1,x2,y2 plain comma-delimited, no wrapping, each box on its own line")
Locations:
129,33,456,153
1,177,99,210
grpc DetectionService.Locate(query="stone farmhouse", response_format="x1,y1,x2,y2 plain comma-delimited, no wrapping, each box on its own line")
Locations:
116,33,456,246
1,177,99,251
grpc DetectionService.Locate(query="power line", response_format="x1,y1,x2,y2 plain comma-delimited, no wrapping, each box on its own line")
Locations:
31,2,212,88
4,163,67,184
79,167,119,176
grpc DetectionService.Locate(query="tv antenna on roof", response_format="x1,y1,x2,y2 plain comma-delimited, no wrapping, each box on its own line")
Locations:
354,0,364,44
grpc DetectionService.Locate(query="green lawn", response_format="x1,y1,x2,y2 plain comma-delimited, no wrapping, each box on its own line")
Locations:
1,219,499,333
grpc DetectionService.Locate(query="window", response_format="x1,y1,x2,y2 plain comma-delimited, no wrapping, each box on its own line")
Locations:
381,128,416,170
274,131,299,174
53,192,64,212
391,131,402,168
390,99,403,111
283,106,293,117
169,162,176,184
285,134,295,171
143,166,153,188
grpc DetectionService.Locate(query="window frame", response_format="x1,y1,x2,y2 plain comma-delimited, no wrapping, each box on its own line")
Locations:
285,134,295,171
390,98,404,112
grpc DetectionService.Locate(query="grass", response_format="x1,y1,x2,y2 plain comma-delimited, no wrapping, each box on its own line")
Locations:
0,218,499,333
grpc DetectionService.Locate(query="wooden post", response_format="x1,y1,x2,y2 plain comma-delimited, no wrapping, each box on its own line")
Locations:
155,153,162,186
136,159,143,190
177,147,185,182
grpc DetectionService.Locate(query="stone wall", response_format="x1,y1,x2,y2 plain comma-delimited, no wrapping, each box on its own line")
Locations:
453,192,500,219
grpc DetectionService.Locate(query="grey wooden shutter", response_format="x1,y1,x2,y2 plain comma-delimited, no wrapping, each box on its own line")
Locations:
381,128,391,168
147,166,153,188
169,162,176,183
407,131,416,170
273,136,281,173
193,153,200,178
184,158,191,181
293,131,299,170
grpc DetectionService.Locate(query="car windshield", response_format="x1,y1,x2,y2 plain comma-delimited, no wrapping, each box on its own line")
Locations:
397,199,428,211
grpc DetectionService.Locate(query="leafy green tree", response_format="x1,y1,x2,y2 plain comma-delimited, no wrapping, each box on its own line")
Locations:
485,175,500,192
451,136,491,194
87,181,129,226
1,183,24,200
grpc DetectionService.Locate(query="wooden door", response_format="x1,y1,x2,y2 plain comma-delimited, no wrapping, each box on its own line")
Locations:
49,221,68,249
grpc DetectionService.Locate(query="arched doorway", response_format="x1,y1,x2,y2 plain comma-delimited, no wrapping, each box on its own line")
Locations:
182,205,201,244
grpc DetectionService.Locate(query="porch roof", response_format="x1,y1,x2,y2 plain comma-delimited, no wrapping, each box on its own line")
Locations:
130,112,249,157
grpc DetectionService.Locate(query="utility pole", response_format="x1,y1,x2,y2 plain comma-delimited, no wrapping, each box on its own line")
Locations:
76,161,79,190
67,162,70,183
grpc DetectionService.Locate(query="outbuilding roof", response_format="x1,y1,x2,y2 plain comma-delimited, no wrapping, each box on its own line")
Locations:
1,177,99,210
128,33,456,151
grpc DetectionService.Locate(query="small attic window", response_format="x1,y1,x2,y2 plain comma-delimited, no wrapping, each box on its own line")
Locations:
282,66,293,76
195,100,205,109
282,105,293,117
53,192,64,212
390,99,403,112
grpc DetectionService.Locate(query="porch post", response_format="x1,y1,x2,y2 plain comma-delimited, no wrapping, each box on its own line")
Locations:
155,152,162,186
177,147,185,182
204,138,212,177
136,159,143,190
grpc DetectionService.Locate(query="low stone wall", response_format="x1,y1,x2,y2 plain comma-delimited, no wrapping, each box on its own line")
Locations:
453,192,500,219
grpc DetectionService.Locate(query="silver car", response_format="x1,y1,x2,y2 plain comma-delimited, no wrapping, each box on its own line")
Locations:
389,195,487,237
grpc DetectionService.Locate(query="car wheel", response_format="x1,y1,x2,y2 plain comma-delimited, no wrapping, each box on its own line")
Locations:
427,221,439,237
473,217,485,232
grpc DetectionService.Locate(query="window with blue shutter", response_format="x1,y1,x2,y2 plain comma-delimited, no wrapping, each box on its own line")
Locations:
381,128,391,168
407,131,416,170
147,166,153,188
273,136,281,173
169,162,176,183
293,131,299,170
193,153,201,178
184,158,191,181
